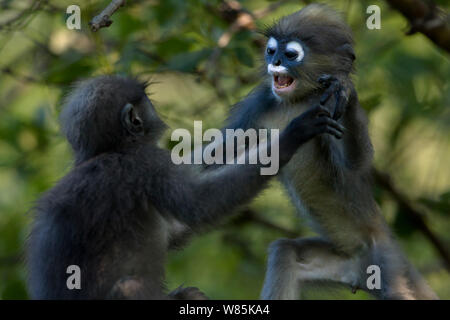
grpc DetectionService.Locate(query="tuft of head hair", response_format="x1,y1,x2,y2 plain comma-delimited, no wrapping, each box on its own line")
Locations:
265,4,355,72
60,75,148,163
265,4,353,52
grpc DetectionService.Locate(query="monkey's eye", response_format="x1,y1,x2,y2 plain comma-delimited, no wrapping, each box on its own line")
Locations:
266,47,276,55
285,51,298,60
266,37,278,56
285,41,304,62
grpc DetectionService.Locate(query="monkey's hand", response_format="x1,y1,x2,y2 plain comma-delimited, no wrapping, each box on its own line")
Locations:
169,285,209,300
318,74,351,120
283,104,344,149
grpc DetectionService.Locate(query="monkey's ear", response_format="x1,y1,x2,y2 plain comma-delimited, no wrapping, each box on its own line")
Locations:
337,43,355,61
337,43,355,73
121,103,144,136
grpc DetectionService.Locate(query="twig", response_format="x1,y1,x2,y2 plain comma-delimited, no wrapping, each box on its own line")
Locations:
0,0,43,31
253,0,293,19
1,67,43,84
385,0,450,53
215,0,295,48
138,47,231,106
373,168,450,270
89,0,126,32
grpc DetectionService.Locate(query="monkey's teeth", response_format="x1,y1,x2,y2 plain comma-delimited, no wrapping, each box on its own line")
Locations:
273,75,294,89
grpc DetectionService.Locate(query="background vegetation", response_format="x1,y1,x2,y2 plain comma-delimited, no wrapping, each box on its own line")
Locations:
0,0,449,299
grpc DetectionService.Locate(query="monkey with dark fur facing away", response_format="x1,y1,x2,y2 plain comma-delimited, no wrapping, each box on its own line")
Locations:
215,4,437,299
26,75,344,299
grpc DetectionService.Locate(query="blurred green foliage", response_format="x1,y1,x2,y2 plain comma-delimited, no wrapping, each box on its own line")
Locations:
0,0,449,299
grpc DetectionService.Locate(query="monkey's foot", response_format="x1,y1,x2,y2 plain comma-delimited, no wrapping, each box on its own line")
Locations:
169,285,209,300
351,285,359,294
317,74,350,120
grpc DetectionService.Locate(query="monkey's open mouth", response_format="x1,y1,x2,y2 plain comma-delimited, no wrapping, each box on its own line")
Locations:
273,74,295,92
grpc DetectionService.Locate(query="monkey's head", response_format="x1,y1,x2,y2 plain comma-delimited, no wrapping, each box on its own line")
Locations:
263,4,355,101
60,75,166,163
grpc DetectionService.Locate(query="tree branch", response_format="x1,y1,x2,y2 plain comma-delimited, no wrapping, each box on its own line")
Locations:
373,168,450,270
385,0,450,53
0,0,43,31
212,0,296,48
1,67,45,84
89,0,126,32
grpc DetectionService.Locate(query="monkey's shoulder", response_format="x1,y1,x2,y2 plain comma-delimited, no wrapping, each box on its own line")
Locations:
35,151,162,221
227,83,276,130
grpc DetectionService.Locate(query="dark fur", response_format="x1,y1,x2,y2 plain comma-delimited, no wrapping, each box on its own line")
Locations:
218,4,437,299
26,75,343,299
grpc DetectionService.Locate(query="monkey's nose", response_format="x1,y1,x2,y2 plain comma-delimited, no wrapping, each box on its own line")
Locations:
274,59,281,66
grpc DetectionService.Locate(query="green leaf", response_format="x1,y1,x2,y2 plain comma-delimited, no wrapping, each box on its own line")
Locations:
165,49,212,73
234,47,254,68
359,94,381,113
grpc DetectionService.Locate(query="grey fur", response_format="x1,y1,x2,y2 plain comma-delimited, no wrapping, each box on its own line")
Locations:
26,74,343,299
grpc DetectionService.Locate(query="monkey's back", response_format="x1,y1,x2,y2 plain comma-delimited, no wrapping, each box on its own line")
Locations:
26,152,167,299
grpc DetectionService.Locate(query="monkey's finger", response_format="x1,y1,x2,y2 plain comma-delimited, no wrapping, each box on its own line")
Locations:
333,88,348,120
308,104,331,118
325,126,343,139
320,81,339,105
332,86,342,118
314,117,345,133
314,123,343,139
330,120,345,133
320,90,333,105
318,75,331,87
317,74,337,88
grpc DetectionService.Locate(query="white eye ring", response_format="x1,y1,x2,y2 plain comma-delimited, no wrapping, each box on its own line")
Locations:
267,37,277,51
286,41,304,62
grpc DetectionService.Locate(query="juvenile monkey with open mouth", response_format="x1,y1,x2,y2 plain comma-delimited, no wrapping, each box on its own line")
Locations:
215,4,437,300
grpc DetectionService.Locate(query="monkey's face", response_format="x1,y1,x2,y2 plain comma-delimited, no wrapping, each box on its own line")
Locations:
264,5,355,102
265,35,335,102
265,37,305,99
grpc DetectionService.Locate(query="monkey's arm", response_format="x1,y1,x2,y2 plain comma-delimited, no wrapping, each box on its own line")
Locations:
200,83,277,168
152,105,344,228
329,90,374,177
318,75,374,172
341,91,374,170
315,76,377,215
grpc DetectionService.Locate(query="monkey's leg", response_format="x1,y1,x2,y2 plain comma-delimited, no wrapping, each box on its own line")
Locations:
261,237,362,300
368,242,432,300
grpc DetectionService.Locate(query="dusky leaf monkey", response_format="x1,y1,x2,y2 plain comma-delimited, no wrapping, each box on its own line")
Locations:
212,4,437,299
26,75,344,299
